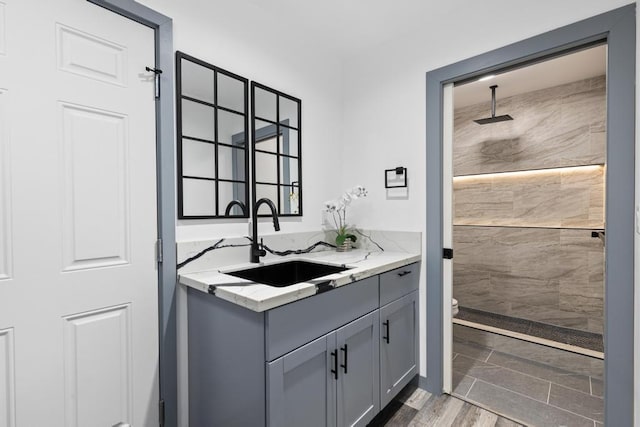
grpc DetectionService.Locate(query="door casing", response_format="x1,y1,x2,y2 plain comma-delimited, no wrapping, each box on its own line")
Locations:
86,1,177,426
424,5,635,427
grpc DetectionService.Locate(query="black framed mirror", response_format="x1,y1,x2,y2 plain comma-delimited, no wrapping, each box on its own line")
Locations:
176,51,250,219
251,82,302,216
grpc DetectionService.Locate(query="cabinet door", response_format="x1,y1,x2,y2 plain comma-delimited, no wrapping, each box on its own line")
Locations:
380,291,418,408
267,333,337,427
336,311,380,427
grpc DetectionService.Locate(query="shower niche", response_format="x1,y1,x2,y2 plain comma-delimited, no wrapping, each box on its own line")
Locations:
452,68,606,344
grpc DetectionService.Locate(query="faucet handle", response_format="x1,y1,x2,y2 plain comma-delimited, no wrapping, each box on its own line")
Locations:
254,238,266,258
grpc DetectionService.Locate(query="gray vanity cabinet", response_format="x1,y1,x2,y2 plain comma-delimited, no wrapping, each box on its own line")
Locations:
186,263,420,426
379,291,419,408
267,310,380,427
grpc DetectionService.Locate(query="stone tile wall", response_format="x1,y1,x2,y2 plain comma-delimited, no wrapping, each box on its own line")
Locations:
454,76,605,176
454,166,603,228
453,76,605,334
453,226,604,333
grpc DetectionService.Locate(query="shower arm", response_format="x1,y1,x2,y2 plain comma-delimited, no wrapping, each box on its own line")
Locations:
490,85,497,118
473,84,512,124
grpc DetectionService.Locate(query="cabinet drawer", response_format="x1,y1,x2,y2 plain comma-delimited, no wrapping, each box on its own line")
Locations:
379,262,419,306
266,275,379,361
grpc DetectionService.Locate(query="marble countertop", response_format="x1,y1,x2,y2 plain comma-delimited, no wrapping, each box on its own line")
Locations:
179,250,421,312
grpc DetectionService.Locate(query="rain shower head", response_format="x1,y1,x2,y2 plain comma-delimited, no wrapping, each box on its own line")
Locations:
474,114,513,125
473,85,513,125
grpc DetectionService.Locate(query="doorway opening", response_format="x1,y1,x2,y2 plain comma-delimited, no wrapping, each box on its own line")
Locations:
446,44,606,425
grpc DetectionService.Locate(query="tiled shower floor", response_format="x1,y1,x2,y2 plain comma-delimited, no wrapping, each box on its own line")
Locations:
456,306,604,353
453,324,604,426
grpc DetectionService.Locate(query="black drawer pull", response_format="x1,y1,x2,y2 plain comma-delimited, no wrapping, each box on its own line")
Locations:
340,344,348,374
383,320,390,343
398,270,412,277
331,350,338,380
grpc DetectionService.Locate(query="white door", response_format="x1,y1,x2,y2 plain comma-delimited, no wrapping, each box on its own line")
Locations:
0,1,159,426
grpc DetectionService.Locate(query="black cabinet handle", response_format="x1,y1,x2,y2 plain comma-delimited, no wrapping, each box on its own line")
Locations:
340,345,348,374
383,320,390,344
398,270,411,277
331,350,338,380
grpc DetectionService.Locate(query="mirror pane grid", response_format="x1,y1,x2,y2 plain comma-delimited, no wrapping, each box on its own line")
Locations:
182,178,216,217
182,139,215,179
280,129,298,157
181,99,215,141
251,82,302,217
219,181,247,216
254,87,277,122
217,145,246,182
176,51,249,218
279,96,299,129
217,72,245,113
218,109,247,146
255,184,279,215
181,58,214,103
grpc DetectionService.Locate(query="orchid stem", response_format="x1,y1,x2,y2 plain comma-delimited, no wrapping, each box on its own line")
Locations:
331,211,341,231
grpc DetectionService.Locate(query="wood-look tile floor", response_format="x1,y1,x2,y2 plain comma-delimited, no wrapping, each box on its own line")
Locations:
368,383,523,427
452,329,604,426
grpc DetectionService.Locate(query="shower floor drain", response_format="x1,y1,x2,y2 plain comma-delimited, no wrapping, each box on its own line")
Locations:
455,306,604,353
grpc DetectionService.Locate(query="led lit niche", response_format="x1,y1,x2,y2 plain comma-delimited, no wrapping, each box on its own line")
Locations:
452,163,605,229
453,164,604,182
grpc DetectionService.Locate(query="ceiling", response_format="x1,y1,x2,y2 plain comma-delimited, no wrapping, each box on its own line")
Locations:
240,0,462,56
454,44,607,108
155,0,628,61
142,0,619,101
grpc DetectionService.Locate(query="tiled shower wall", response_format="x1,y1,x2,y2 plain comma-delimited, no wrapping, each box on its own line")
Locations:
454,226,604,333
453,76,605,176
453,76,605,334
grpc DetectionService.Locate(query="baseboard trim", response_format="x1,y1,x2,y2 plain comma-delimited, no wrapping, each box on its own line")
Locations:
418,375,430,391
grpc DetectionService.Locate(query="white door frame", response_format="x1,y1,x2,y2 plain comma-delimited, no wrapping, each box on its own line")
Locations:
441,83,454,394
86,1,177,426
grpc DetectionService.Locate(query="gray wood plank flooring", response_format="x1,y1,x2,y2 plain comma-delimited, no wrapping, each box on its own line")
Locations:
370,324,605,426
452,326,603,426
368,383,523,427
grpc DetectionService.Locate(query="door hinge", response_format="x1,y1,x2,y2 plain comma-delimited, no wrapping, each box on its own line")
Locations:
156,239,163,264
159,399,165,427
443,248,453,259
146,66,162,99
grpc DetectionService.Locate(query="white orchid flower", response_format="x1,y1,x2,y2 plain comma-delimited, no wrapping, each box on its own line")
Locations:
323,200,337,212
350,185,367,198
321,186,368,247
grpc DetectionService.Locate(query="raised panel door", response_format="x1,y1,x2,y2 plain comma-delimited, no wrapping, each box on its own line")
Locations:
267,333,336,427
0,1,159,425
380,291,418,408
336,311,380,427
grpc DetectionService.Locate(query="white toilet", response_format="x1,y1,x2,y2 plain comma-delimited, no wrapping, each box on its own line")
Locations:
452,298,459,316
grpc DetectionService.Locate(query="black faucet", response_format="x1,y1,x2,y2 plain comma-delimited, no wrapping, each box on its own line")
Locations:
251,198,280,263
224,199,247,216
